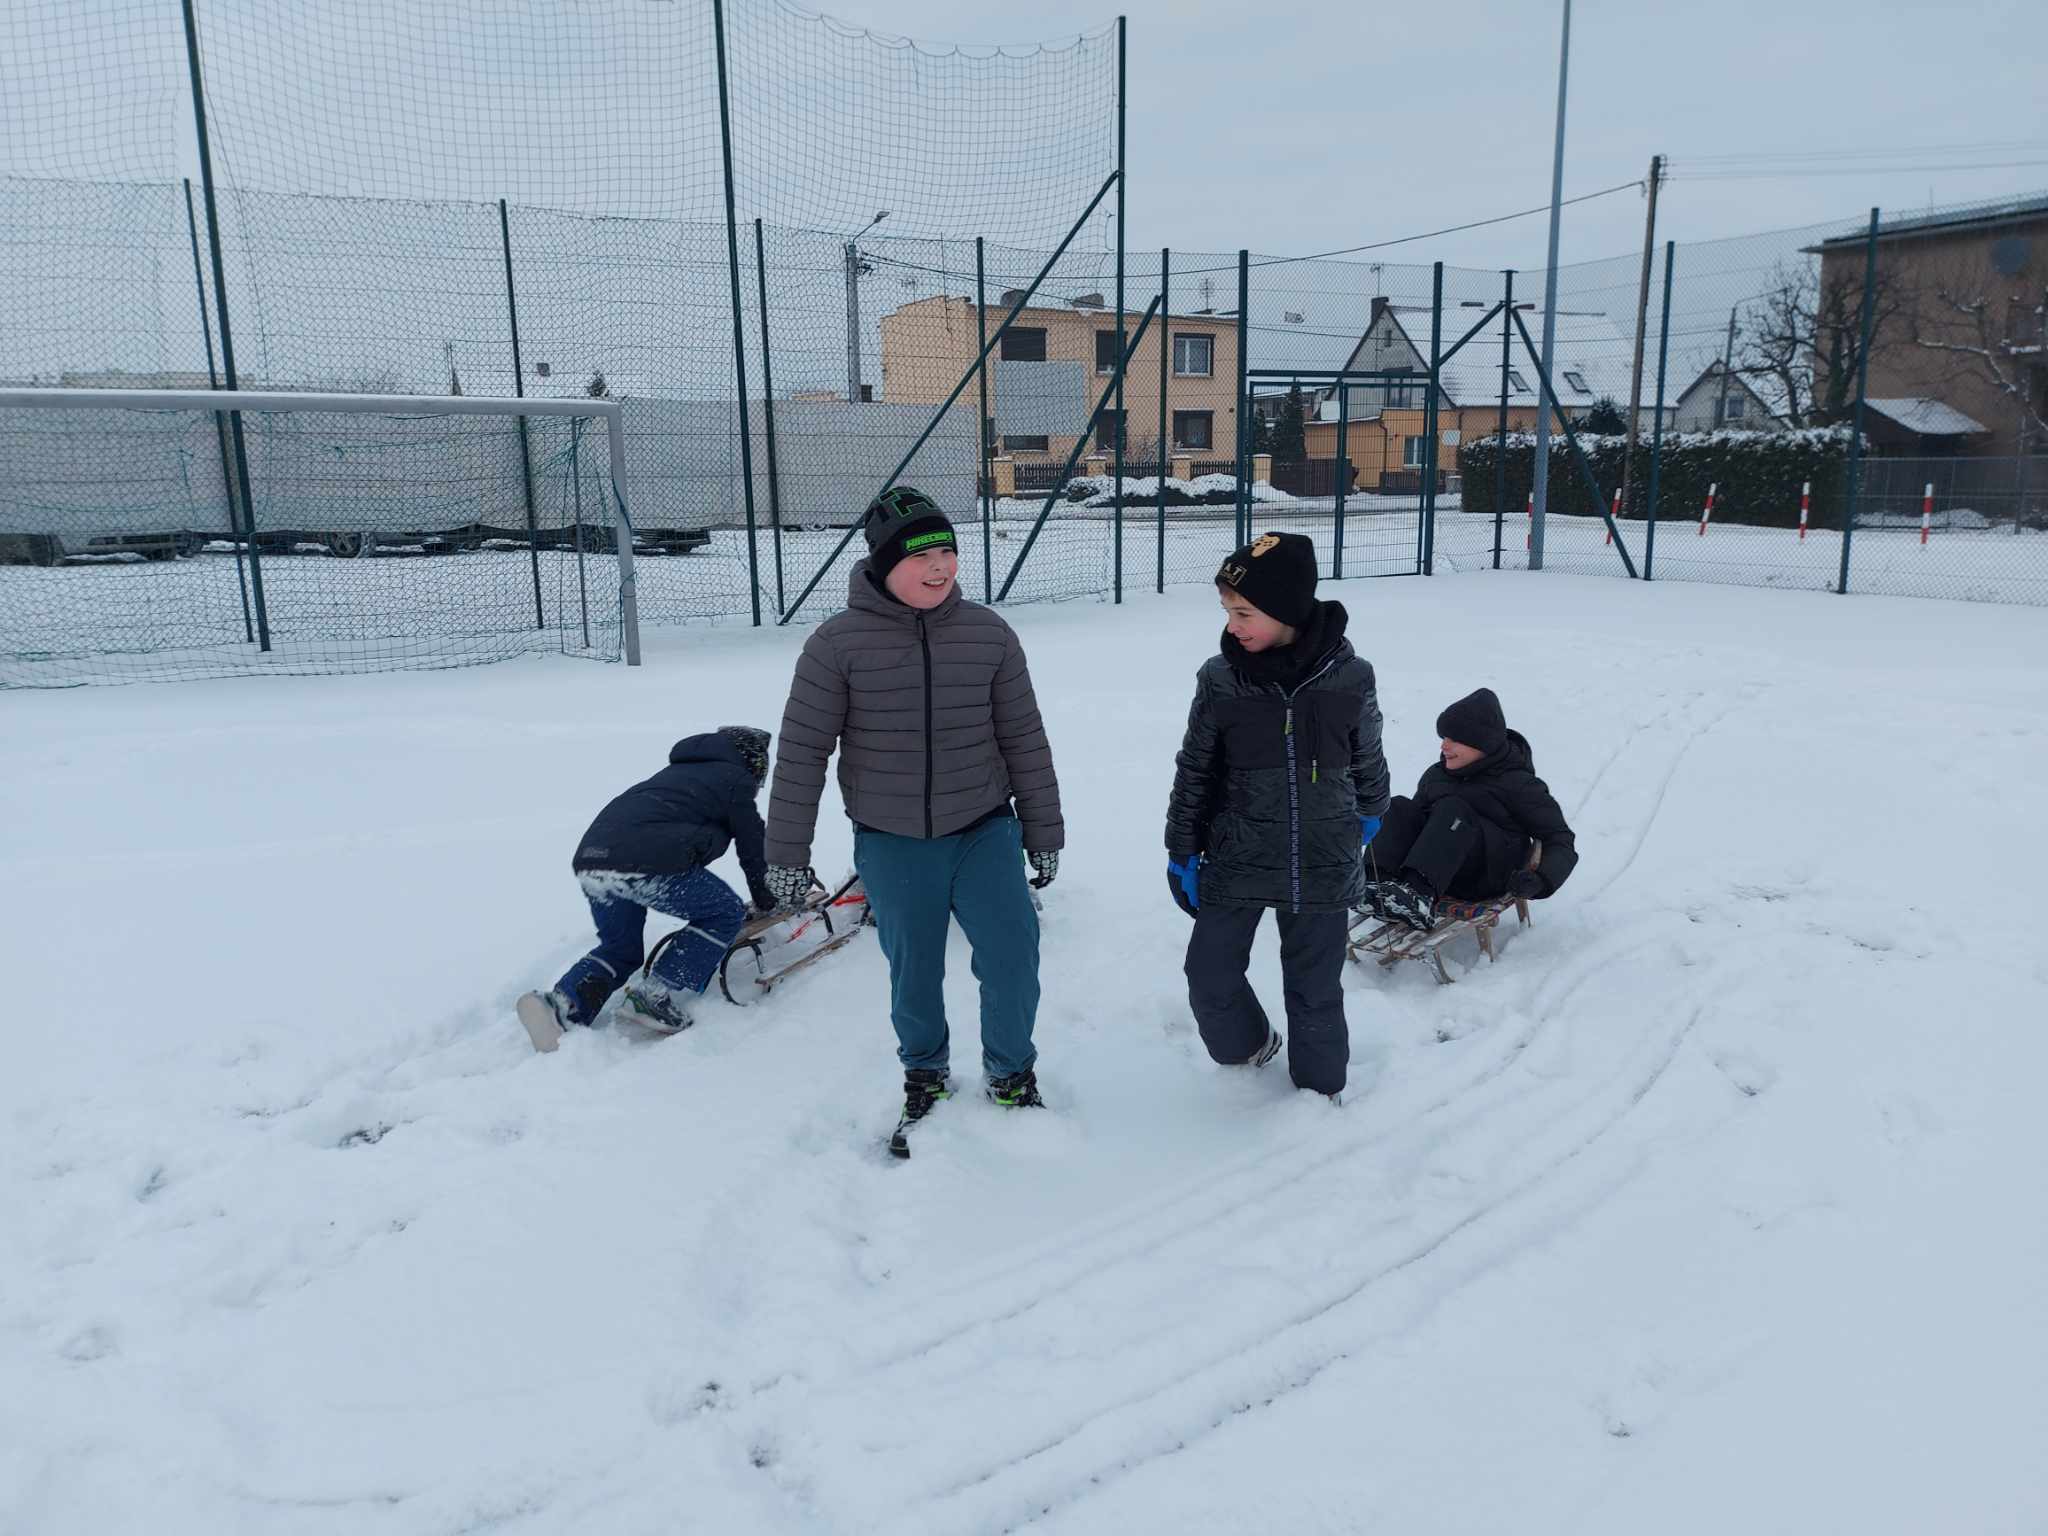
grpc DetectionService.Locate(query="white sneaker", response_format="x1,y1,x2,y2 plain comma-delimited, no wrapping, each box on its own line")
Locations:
517,989,569,1054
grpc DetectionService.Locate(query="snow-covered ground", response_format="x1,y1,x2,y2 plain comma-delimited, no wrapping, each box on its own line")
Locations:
4,572,2046,1534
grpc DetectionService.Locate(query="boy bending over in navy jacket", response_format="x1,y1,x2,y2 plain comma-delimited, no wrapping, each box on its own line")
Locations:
518,726,776,1052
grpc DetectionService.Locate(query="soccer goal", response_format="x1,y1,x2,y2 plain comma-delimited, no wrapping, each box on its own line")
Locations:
0,387,641,687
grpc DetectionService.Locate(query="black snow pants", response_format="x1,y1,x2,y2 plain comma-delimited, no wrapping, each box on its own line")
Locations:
1368,794,1524,901
1185,904,1349,1096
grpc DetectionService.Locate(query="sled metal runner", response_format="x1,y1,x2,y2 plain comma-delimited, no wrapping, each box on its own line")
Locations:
718,873,872,1003
1347,891,1532,985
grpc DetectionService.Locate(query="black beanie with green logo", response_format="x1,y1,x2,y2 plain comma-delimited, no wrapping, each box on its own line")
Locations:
863,486,957,582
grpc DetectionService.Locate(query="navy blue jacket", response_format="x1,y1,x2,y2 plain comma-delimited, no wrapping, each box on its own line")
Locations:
573,734,770,901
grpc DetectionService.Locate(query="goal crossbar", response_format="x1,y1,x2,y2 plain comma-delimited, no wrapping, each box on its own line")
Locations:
0,387,642,665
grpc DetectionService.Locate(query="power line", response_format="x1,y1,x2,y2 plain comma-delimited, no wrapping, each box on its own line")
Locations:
1670,159,2048,181
1675,139,2048,167
1182,180,1647,274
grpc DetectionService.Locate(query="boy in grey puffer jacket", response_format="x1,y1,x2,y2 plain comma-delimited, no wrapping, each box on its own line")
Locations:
763,488,1063,1134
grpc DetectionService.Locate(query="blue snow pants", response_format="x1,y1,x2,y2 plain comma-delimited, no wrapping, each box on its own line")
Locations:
553,867,747,1025
853,813,1041,1079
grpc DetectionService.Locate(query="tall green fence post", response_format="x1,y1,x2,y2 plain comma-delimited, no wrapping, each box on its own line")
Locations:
711,0,762,625
975,236,993,604
183,176,251,641
179,0,270,651
1493,269,1513,570
1156,246,1169,593
1112,14,1127,602
753,219,787,616
1422,261,1443,575
1333,379,1348,579
498,199,546,631
1234,250,1250,547
1839,208,1882,597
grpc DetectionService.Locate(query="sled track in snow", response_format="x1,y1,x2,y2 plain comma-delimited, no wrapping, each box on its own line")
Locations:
971,1003,1714,1533
735,934,1730,1533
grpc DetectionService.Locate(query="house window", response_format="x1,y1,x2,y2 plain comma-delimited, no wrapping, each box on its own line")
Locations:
1002,434,1049,453
1723,395,1748,422
1095,330,1120,374
1094,408,1126,451
1173,410,1214,450
1507,368,1530,393
1563,369,1589,393
1000,327,1047,362
1173,334,1215,377
1403,435,1427,468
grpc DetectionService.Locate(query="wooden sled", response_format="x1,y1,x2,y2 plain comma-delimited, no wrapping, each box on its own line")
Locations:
717,872,872,1003
1347,842,1539,985
1346,893,1530,985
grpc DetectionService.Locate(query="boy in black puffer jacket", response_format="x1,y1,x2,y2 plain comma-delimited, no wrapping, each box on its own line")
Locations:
1367,687,1577,933
516,726,778,1053
1164,532,1390,1098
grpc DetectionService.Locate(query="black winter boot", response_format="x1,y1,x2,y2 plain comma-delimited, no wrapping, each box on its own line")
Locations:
1379,877,1439,933
888,1068,952,1159
986,1068,1046,1108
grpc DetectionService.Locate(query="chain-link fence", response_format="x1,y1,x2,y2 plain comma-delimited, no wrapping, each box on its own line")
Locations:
4,3,2045,688
0,0,1123,683
0,390,629,685
1445,194,2047,606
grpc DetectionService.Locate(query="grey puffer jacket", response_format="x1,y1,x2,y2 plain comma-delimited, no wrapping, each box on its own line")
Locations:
764,564,1064,866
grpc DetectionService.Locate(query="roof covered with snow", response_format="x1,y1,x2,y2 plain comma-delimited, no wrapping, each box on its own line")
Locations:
1342,305,1635,411
1864,397,1988,436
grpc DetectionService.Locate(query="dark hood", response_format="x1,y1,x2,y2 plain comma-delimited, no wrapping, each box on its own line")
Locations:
846,559,965,625
1446,727,1534,780
666,731,746,771
1222,599,1352,688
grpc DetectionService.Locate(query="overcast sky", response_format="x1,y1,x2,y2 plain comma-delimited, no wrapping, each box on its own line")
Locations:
813,0,2048,270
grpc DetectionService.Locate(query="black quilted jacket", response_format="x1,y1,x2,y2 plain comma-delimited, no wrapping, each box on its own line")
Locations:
1164,602,1390,913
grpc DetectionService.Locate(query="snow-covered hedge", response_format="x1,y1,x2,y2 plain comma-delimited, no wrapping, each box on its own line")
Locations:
1457,427,1857,529
1059,473,1294,508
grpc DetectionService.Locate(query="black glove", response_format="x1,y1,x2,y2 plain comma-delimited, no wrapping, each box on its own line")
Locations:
1027,849,1059,889
763,864,813,913
1506,869,1546,900
747,878,777,915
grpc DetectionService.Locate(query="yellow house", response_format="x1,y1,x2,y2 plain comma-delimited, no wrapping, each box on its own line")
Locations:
878,293,1242,472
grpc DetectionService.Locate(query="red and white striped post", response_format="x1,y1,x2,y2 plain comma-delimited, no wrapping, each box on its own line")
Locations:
1921,482,1933,546
1604,485,1620,545
1797,480,1810,541
1698,481,1717,537
1525,489,1534,551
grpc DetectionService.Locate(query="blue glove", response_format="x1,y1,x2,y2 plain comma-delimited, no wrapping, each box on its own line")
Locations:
1166,854,1200,917
1360,815,1383,847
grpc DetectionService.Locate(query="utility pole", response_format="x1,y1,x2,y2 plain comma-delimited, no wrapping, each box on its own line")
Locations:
845,243,862,404
1618,153,1662,519
1714,306,1737,427
844,211,890,406
1528,0,1572,571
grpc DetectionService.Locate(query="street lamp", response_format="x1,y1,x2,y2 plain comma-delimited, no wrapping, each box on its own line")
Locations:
846,210,890,405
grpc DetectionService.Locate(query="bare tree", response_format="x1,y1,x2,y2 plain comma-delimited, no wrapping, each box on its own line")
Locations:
1904,264,2048,448
1736,259,1905,427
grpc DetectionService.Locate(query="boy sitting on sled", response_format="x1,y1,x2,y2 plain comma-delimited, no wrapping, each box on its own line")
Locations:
1364,687,1577,932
